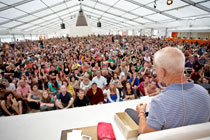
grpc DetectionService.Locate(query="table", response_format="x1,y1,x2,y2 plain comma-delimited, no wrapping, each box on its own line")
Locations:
0,98,150,140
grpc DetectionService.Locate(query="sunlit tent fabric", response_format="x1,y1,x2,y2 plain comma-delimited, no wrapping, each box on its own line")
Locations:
0,0,210,37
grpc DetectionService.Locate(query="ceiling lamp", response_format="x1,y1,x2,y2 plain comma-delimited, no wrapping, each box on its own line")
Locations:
167,0,173,5
76,0,88,26
61,23,65,29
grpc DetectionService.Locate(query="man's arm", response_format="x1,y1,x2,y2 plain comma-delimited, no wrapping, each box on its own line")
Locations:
64,97,74,109
136,104,158,134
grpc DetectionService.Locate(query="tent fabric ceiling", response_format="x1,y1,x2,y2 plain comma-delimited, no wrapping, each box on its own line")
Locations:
0,0,210,34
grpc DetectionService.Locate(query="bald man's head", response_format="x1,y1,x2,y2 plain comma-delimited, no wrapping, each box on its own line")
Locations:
154,47,185,74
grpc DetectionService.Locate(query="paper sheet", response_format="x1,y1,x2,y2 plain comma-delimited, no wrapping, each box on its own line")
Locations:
67,130,82,140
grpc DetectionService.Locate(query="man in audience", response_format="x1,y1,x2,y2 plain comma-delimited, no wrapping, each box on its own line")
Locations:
55,85,74,109
16,80,31,101
1,79,16,90
91,71,107,90
74,89,90,107
135,47,210,134
86,83,104,105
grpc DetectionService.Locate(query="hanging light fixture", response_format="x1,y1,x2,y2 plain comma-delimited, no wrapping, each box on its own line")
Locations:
167,0,173,5
76,0,88,26
154,0,157,8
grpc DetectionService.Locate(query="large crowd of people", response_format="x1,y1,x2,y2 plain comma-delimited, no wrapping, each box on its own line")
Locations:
0,35,209,116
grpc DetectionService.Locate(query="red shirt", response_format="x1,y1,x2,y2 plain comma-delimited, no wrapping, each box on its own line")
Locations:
138,82,145,96
86,88,104,105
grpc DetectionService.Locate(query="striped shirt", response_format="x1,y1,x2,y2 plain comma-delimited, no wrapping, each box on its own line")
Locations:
147,80,210,130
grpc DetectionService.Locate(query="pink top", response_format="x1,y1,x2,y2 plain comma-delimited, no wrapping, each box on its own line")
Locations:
16,84,31,97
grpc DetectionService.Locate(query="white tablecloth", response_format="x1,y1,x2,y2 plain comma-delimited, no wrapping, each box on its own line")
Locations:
0,97,151,140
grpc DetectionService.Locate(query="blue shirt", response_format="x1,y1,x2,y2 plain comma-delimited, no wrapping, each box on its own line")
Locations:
57,92,72,104
147,80,210,130
129,77,140,86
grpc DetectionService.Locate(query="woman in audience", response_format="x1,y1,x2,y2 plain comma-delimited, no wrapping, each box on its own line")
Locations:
62,80,75,99
122,82,137,100
63,62,70,77
137,76,150,97
107,82,122,103
48,79,60,96
27,84,40,112
69,76,80,93
1,92,21,116
40,91,54,111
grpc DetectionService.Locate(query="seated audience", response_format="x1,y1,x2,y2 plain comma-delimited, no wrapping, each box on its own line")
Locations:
145,80,160,97
55,85,74,109
27,84,40,111
86,83,104,105
122,82,137,100
74,89,90,107
91,71,107,90
1,92,22,116
107,82,122,103
40,91,55,111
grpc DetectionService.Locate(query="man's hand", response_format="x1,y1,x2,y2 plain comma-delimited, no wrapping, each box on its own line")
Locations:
136,103,147,114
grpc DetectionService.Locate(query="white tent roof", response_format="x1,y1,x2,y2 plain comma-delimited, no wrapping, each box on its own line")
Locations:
0,0,210,35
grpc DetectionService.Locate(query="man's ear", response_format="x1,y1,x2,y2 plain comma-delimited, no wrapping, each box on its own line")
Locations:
159,68,167,80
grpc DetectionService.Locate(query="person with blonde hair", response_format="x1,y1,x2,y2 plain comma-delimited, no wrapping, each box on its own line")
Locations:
106,82,122,103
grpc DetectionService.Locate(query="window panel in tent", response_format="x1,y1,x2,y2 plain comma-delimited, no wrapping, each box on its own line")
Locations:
16,1,46,13
200,1,210,8
131,0,154,5
146,13,172,21
0,3,6,8
82,0,96,7
98,0,119,6
34,9,53,17
191,0,204,2
147,0,187,11
30,19,45,25
17,24,35,29
1,21,22,28
82,6,95,13
131,7,155,16
56,10,70,17
133,17,151,23
121,13,138,19
41,0,64,7
18,15,37,22
0,17,8,24
0,8,25,19
95,3,110,11
0,0,22,5
107,8,125,16
124,20,140,25
166,6,208,18
41,14,60,21
102,13,118,19
51,3,67,12
114,0,139,11
88,10,104,16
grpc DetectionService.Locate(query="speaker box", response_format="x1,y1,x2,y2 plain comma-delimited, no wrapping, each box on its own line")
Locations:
61,23,65,29
97,21,101,28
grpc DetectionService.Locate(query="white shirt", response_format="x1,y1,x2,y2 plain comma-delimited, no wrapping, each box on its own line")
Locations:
91,76,107,89
80,81,92,91
107,89,120,103
7,83,16,90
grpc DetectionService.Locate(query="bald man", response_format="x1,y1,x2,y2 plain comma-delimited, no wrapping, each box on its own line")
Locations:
127,47,210,134
55,85,74,109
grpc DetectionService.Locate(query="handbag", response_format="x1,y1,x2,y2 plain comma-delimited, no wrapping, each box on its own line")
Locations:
97,122,116,140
